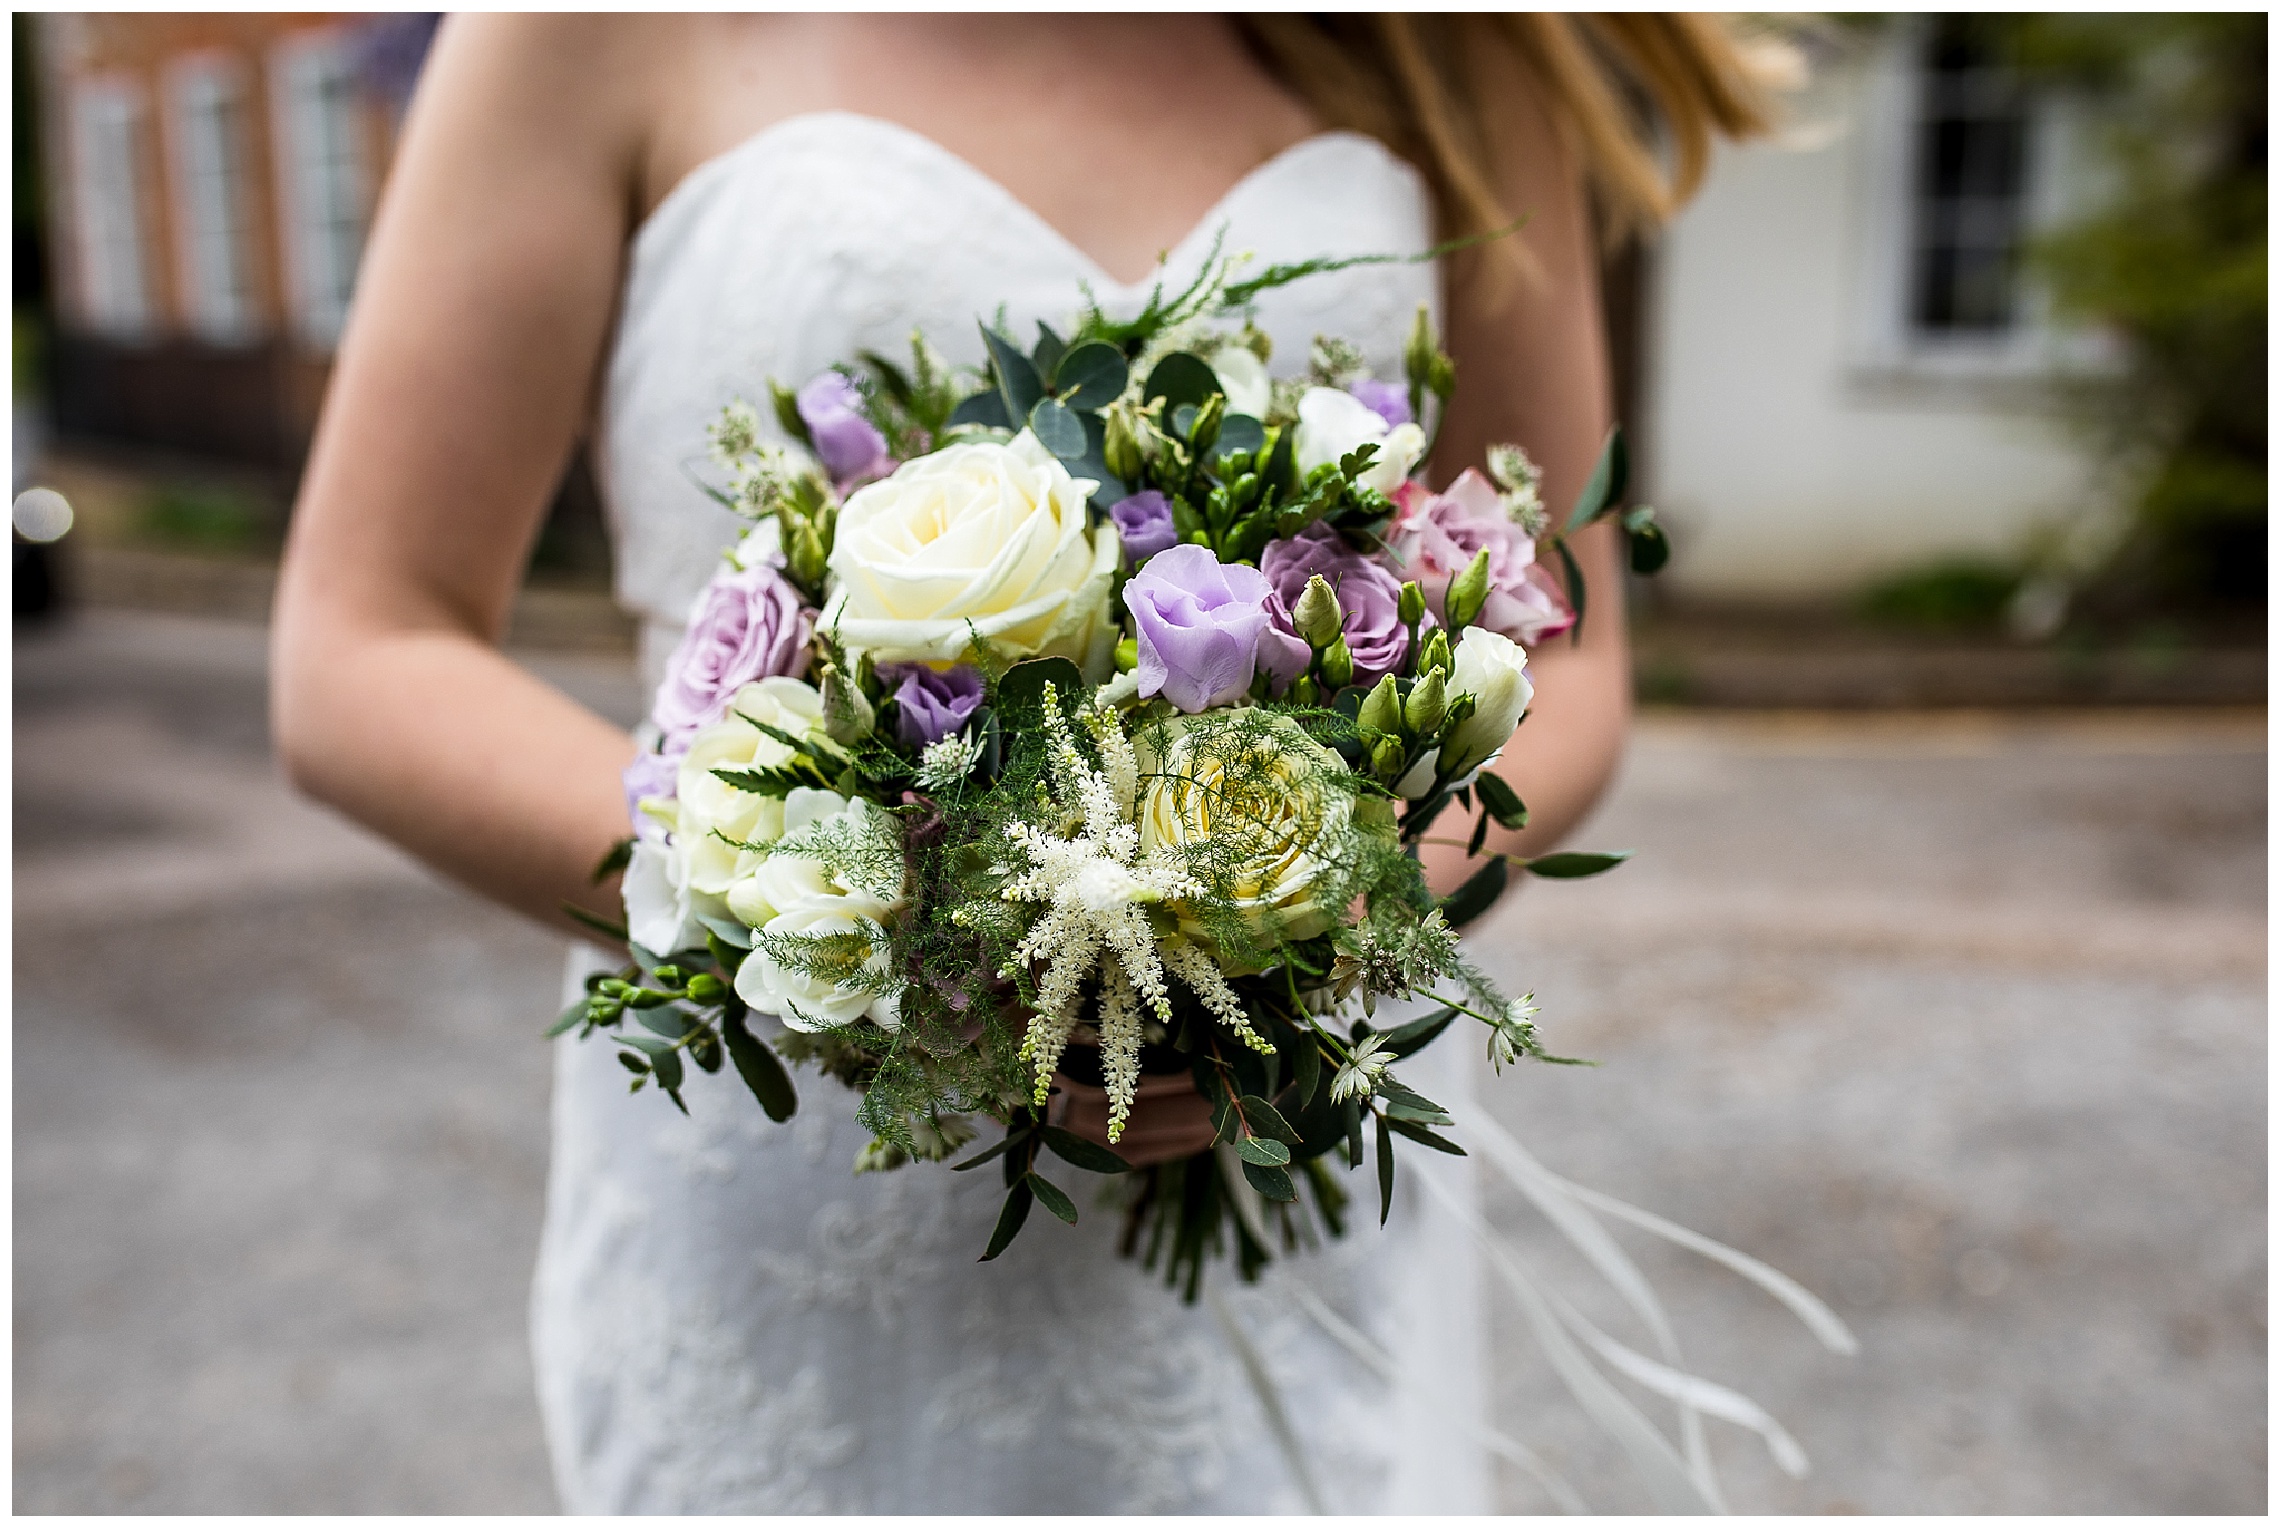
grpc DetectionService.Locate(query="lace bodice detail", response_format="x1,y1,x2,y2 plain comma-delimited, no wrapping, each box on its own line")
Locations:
533,110,1487,1514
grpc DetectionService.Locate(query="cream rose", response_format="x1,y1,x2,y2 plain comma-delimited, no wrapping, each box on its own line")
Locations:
624,680,832,955
821,430,1119,672
730,796,904,1032
1136,711,1394,953
1439,627,1535,782
1293,386,1425,497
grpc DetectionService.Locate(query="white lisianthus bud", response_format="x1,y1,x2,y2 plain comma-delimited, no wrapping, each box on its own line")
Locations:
1439,627,1535,782
1211,345,1272,419
1292,388,1425,496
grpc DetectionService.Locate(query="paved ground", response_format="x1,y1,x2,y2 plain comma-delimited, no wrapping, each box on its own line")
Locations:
14,609,2266,1514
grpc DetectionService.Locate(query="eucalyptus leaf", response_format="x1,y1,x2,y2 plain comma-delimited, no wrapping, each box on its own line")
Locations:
981,325,1043,422
1466,809,1491,858
1623,506,1671,575
1292,1028,1322,1108
1143,352,1220,412
624,1033,684,1095
590,836,634,884
1210,414,1266,461
1241,1159,1298,1202
1474,771,1530,830
1238,1094,1301,1145
980,1180,1035,1260
1235,1135,1293,1167
635,1007,697,1042
1052,341,1127,410
698,914,753,950
1522,850,1634,880
1028,397,1087,459
1376,1110,1396,1225
1025,1171,1080,1225
1386,1116,1468,1155
1344,1097,1366,1168
1030,321,1067,381
1555,538,1588,644
1438,855,1508,930
1377,1074,1454,1125
720,1008,798,1121
1381,1006,1459,1060
947,389,1010,431
1039,1125,1131,1175
1564,426,1629,535
992,657,1086,724
546,999,591,1039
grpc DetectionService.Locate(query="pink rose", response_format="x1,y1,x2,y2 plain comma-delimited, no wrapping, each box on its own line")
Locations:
1386,471,1574,644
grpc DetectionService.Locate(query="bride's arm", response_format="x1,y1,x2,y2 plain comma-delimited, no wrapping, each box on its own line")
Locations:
1422,39,1632,897
272,16,658,934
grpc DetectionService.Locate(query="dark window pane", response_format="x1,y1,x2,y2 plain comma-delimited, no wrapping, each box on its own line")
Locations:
1907,18,2029,335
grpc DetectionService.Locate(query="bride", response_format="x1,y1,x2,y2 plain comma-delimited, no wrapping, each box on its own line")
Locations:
272,15,1770,1512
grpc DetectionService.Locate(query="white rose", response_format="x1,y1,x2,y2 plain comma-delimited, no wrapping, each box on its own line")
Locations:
624,828,703,957
821,430,1119,672
1293,386,1425,497
1211,346,1272,419
673,678,827,896
730,801,903,1031
721,787,850,927
1439,627,1536,782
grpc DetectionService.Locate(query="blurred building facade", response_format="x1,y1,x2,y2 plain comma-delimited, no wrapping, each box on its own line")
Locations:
29,15,2122,604
31,13,432,467
1642,18,2115,600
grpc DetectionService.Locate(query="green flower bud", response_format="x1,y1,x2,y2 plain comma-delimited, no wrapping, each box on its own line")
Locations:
1404,303,1437,389
1103,407,1143,482
1292,574,1344,650
1187,391,1225,456
1418,627,1453,677
1319,634,1355,691
1397,580,1428,628
820,666,875,746
1404,668,1449,735
1357,674,1405,738
1370,735,1407,781
1446,547,1494,631
1115,637,1139,673
684,973,724,1003
1288,674,1319,706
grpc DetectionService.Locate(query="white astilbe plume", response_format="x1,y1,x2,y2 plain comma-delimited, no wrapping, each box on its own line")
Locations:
997,686,1267,1140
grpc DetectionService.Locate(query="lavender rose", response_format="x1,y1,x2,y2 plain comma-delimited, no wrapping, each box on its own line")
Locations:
881,663,984,747
1259,521,1420,685
653,560,814,748
1349,378,1412,430
1387,471,1574,644
1122,544,1310,713
1110,490,1180,563
796,372,895,487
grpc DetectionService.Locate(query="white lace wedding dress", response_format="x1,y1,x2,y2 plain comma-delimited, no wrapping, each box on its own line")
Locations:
530,112,1492,1514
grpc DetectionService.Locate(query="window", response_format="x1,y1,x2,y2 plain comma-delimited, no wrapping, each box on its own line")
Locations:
164,56,259,345
1906,20,2030,336
268,31,369,350
68,77,154,341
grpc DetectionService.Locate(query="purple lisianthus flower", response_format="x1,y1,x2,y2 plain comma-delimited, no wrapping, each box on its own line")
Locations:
1259,520,1421,685
1110,490,1179,563
652,560,814,749
881,663,985,748
1348,378,1412,430
622,747,680,838
796,372,895,487
1121,544,1311,713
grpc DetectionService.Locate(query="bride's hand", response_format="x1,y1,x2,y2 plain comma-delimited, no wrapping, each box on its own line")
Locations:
1048,1072,1216,1169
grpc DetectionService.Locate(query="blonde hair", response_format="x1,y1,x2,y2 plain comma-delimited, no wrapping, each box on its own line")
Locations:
1236,14,1782,246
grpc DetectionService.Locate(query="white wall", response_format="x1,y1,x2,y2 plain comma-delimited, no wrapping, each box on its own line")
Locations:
1640,32,2107,601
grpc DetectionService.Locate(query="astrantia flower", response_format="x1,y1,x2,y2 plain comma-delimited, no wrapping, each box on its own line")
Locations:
915,732,982,792
1329,1031,1393,1103
1488,992,1542,1072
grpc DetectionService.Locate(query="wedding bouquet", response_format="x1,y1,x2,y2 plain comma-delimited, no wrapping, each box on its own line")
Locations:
558,245,1672,1295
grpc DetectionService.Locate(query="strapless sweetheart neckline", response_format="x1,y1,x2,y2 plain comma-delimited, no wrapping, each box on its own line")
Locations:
635,108,1412,293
